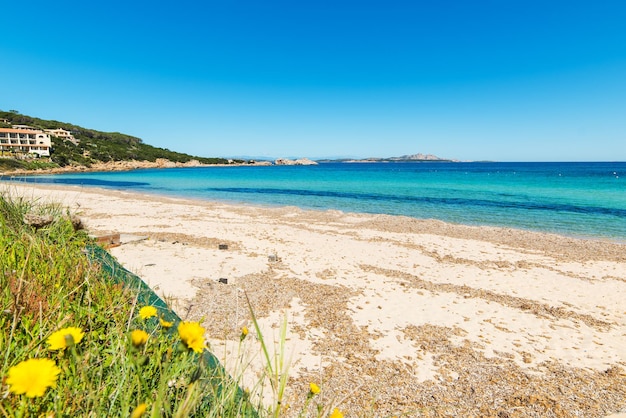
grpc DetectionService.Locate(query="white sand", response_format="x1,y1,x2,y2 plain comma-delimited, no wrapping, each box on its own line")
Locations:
4,182,626,417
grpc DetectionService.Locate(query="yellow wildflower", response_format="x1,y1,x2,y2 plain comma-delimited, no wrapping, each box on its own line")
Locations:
329,408,344,418
131,330,149,347
177,321,206,353
309,382,321,395
47,326,84,351
159,316,174,328
130,403,148,418
139,306,157,320
6,358,60,397
240,326,248,341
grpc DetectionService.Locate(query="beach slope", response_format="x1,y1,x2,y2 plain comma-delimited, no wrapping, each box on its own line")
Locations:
6,183,625,417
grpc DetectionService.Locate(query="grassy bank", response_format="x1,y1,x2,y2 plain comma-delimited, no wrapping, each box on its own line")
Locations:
0,192,343,417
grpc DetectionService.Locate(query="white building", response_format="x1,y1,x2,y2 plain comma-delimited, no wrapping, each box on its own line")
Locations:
45,128,77,144
0,127,51,157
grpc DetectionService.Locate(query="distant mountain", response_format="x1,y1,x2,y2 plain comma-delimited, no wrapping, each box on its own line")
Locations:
318,153,459,163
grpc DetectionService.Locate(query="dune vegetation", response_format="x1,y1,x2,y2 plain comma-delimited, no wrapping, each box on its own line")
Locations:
0,191,344,417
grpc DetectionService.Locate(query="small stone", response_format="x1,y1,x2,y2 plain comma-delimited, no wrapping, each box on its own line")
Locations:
23,213,53,228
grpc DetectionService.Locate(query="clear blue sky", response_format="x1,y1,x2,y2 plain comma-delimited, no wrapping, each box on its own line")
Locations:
2,0,625,161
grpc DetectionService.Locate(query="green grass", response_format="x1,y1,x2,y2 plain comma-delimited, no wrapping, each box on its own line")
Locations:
0,158,30,172
0,192,341,417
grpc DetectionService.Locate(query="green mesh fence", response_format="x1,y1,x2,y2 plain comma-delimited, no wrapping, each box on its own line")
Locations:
87,244,179,324
86,244,258,417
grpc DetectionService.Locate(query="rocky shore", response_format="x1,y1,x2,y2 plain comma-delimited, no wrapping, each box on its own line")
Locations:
1,156,322,177
0,157,288,176
273,157,318,165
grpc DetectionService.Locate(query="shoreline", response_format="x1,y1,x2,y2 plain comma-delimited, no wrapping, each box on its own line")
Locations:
3,159,625,245
0,158,277,177
3,175,626,247
3,182,626,416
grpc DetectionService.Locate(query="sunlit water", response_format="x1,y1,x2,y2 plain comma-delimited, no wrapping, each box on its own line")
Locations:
4,161,625,241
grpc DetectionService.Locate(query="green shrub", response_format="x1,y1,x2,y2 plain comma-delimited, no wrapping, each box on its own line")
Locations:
0,194,254,417
1,110,231,168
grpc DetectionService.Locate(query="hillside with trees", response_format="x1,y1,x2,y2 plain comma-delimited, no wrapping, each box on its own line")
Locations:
0,110,237,172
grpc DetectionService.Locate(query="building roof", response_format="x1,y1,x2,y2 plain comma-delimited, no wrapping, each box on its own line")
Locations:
0,127,47,134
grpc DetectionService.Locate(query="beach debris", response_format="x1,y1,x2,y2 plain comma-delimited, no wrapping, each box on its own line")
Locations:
90,233,121,248
218,243,229,250
118,234,148,245
268,254,278,262
218,278,228,284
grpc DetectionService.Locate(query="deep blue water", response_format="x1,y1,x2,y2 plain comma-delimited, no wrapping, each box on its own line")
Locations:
3,162,626,241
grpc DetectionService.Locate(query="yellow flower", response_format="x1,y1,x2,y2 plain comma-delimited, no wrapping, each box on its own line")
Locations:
47,326,84,351
329,408,344,418
139,306,158,320
159,317,174,328
240,326,248,341
131,330,149,347
6,358,60,398
177,321,205,353
309,382,321,395
130,403,148,418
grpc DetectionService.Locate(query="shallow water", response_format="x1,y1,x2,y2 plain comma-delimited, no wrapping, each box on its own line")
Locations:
5,161,626,241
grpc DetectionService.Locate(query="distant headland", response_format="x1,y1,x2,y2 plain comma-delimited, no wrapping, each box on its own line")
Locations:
0,110,241,174
1,109,460,175
317,153,459,163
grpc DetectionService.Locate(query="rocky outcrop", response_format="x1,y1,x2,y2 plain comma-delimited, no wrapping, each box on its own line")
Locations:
23,213,83,230
2,159,217,176
1,157,317,176
274,158,318,166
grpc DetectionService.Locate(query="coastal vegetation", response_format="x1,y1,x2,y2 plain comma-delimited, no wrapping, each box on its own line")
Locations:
0,110,237,172
0,191,342,417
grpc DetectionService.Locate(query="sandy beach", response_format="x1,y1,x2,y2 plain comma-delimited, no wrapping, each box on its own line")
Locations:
4,182,626,417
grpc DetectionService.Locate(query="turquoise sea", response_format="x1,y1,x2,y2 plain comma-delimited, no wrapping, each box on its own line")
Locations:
5,162,626,242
